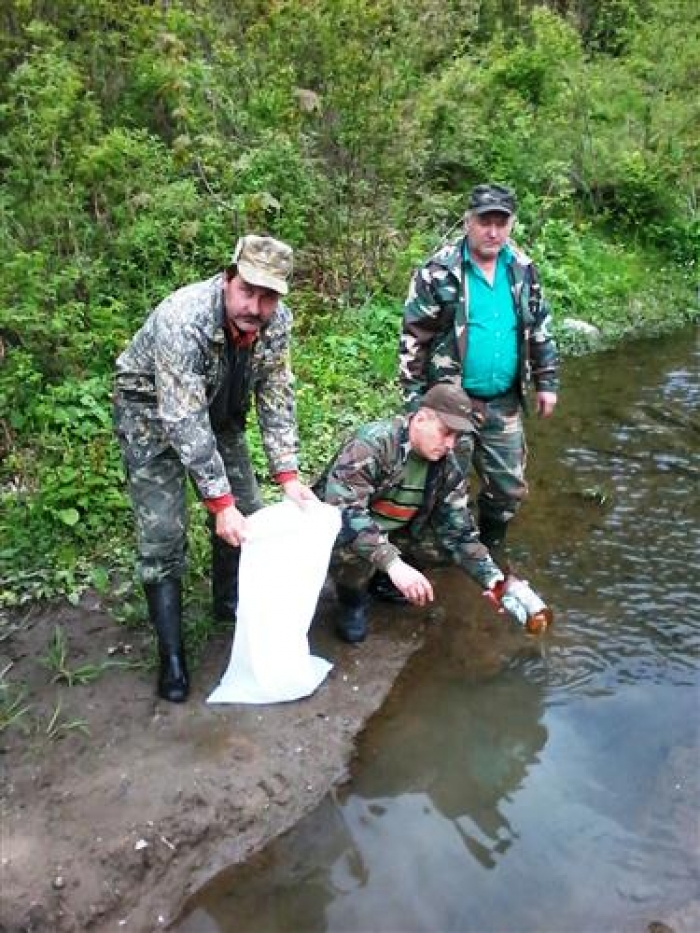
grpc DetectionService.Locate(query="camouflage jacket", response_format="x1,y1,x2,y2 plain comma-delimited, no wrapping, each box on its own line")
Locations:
113,274,298,500
313,415,501,587
400,237,559,407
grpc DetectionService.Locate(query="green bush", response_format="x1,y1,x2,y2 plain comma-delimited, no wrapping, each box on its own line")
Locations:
0,0,697,609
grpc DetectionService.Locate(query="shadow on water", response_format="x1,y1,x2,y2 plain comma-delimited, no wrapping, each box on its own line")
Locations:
177,328,700,933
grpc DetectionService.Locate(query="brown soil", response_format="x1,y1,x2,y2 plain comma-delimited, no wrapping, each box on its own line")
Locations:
0,586,427,933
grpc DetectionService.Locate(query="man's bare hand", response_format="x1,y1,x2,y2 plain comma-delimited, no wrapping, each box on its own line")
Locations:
215,504,249,547
388,559,434,606
536,391,557,418
282,478,318,509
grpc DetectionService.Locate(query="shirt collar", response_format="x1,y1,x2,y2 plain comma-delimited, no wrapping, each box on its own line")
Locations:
226,323,258,349
463,240,515,270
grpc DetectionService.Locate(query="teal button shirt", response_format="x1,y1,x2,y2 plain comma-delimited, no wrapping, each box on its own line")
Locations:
462,245,518,398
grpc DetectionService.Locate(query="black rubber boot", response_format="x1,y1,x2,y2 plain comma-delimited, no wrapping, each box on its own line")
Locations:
479,516,509,554
335,584,370,644
144,580,189,703
368,571,408,605
212,538,241,623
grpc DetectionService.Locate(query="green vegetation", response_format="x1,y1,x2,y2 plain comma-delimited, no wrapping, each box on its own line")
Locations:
1,0,697,611
40,624,143,685
0,659,92,741
0,663,31,734
44,701,90,740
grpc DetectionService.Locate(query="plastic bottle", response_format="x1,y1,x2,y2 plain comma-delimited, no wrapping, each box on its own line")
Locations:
499,575,553,634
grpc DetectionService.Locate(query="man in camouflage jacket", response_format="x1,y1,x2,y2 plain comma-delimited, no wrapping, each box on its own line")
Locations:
313,384,504,643
114,235,316,702
400,183,559,554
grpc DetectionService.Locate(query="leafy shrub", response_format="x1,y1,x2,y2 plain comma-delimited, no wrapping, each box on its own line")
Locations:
0,0,696,609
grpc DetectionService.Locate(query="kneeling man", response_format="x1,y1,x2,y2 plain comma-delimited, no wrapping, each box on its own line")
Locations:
313,384,505,643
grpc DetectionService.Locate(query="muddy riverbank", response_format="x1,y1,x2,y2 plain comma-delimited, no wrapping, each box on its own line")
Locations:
1,585,437,932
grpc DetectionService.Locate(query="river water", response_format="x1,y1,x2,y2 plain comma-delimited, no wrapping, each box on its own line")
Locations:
178,327,700,932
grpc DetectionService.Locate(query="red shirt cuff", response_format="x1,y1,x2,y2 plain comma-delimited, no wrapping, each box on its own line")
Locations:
274,470,298,485
203,493,235,514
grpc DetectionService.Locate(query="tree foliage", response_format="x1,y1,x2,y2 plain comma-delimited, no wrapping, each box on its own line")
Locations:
0,0,697,605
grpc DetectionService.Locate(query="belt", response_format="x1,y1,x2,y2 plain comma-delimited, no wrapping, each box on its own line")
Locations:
467,387,515,403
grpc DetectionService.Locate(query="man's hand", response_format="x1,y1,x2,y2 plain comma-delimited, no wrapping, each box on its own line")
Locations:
282,478,318,509
388,559,434,606
215,504,249,547
482,574,506,613
536,391,557,418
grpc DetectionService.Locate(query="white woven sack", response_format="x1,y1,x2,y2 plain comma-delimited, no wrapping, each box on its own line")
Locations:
207,500,340,704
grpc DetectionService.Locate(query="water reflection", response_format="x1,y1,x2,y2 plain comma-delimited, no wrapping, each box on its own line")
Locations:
179,662,549,932
347,667,547,871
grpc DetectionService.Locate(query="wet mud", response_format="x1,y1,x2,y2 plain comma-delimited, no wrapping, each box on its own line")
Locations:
1,589,430,932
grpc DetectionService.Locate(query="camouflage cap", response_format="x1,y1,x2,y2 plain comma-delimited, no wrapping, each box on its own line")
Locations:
232,235,293,296
419,384,474,434
468,183,517,216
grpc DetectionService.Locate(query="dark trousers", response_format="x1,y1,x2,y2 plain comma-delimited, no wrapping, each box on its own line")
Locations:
457,391,527,525
122,429,262,583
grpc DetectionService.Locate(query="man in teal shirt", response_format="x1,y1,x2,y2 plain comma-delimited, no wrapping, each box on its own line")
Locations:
400,183,560,554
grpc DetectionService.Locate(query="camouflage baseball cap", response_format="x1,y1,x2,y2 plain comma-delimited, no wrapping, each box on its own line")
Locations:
468,183,517,216
419,384,474,434
232,235,293,296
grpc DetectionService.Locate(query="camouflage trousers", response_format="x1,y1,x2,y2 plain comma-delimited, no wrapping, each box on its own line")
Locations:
457,390,528,525
330,525,452,593
119,429,262,584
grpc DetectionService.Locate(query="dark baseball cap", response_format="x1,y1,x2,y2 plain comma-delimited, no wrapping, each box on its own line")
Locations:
468,183,517,216
419,384,474,434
